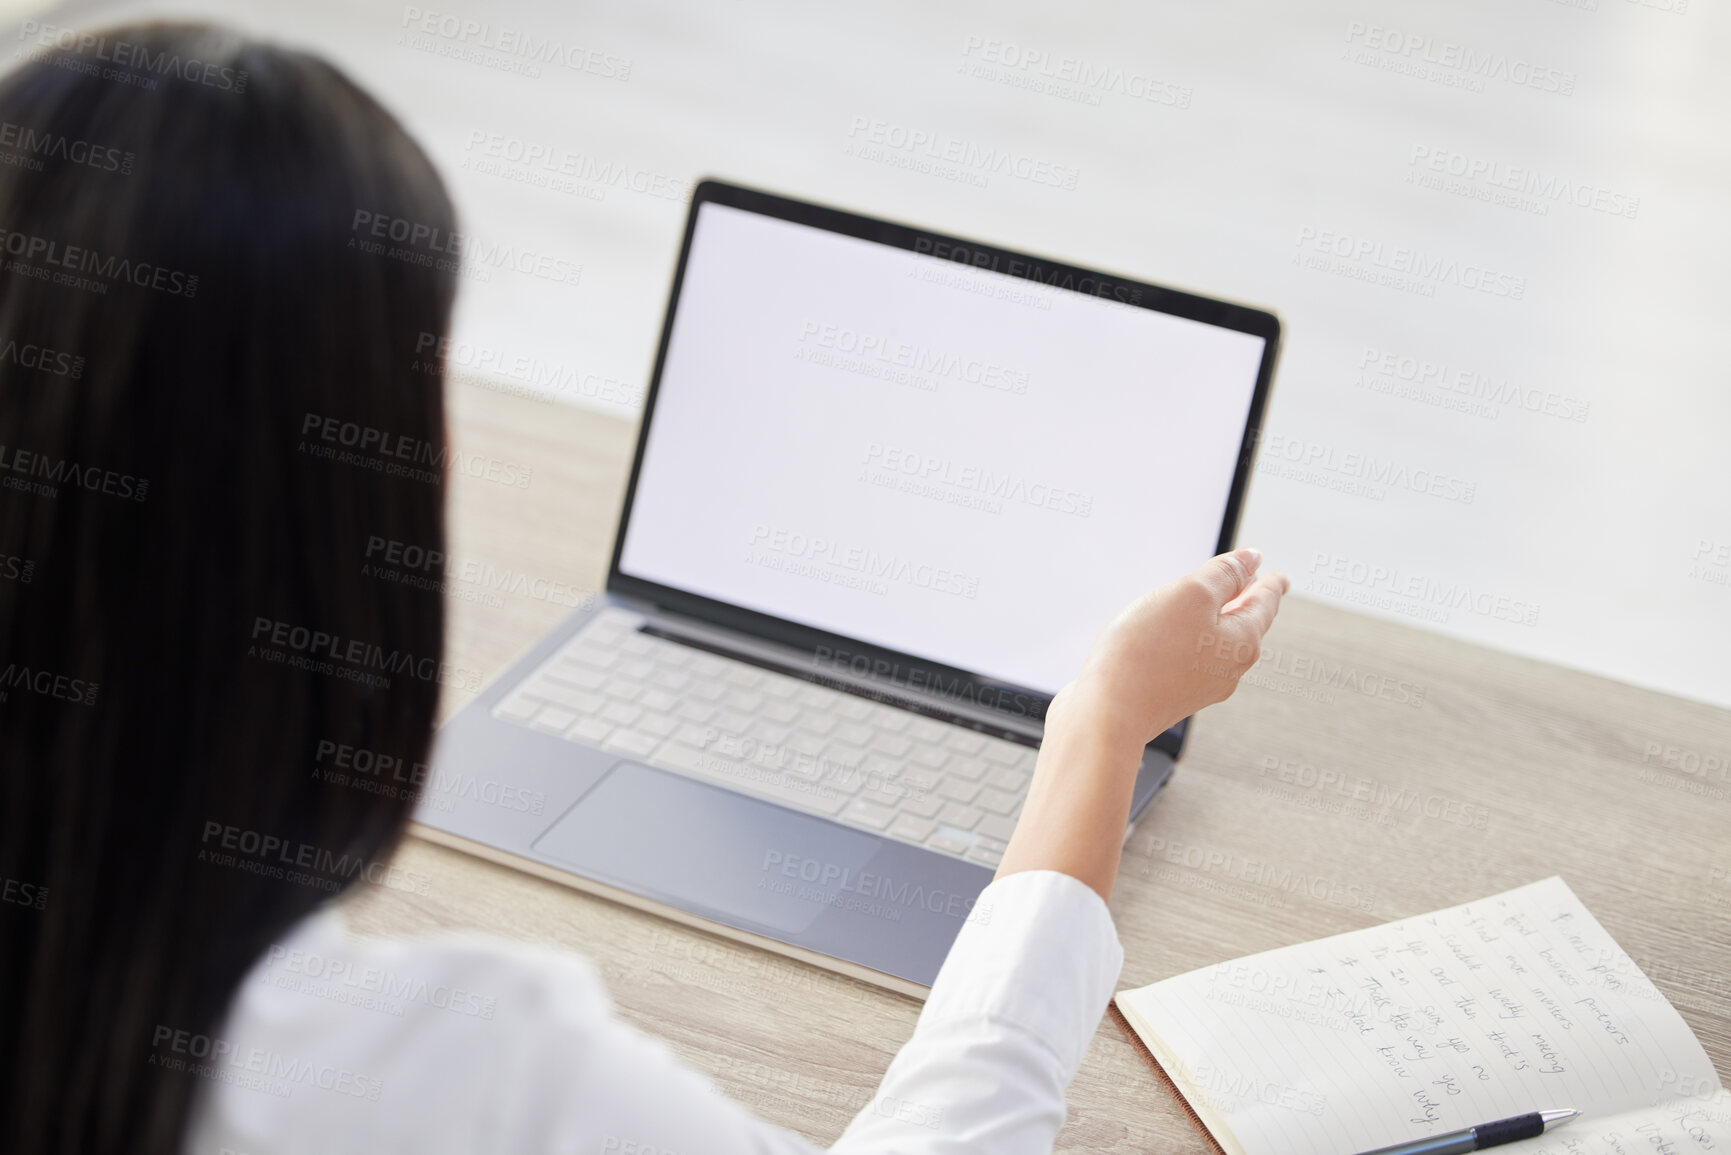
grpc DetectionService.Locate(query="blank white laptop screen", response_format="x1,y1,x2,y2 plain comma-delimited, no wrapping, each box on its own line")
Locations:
618,202,1267,697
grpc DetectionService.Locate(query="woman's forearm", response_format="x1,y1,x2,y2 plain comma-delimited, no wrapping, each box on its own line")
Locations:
990,550,1288,906
993,687,1149,904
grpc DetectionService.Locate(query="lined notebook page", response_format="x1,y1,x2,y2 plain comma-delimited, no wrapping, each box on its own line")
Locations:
1115,878,1721,1155
1518,1090,1731,1153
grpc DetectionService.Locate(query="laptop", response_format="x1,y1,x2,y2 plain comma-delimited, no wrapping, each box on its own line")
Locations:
416,179,1280,995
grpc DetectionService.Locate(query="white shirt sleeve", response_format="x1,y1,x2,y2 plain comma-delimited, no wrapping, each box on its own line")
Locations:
185,869,1123,1155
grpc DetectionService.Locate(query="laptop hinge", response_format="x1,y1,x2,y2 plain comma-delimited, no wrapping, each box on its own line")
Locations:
636,611,1046,748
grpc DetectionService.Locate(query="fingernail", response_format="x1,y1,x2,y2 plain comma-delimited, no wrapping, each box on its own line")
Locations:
1242,547,1262,569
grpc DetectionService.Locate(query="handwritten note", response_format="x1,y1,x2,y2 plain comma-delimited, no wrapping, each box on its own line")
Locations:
1521,1092,1731,1155
1115,878,1722,1155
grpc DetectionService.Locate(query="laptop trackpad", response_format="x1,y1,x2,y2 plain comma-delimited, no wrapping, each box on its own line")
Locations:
529,761,991,985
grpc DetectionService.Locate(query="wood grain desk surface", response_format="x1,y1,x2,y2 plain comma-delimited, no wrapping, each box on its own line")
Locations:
342,379,1731,1152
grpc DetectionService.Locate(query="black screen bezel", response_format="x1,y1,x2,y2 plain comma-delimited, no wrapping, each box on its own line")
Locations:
606,179,1282,756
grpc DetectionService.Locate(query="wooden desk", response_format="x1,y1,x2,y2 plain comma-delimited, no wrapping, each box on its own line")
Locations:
342,380,1731,1152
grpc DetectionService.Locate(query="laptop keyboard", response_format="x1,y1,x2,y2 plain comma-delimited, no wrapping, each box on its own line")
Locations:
491,609,1033,868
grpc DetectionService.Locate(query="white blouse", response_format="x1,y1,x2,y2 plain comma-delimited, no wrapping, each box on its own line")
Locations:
183,869,1124,1154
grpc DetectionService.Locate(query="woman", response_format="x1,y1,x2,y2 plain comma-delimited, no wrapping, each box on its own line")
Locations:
0,24,1286,1154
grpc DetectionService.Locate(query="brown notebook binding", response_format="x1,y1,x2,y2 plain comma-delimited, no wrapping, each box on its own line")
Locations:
1107,1000,1227,1155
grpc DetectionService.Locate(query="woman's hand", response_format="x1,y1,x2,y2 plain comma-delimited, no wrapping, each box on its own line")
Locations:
994,548,1288,902
1063,547,1288,749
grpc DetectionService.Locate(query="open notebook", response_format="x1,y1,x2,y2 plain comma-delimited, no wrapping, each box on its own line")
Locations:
1112,877,1729,1155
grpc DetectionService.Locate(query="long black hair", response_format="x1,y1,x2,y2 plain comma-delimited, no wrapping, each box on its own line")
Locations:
0,23,456,1154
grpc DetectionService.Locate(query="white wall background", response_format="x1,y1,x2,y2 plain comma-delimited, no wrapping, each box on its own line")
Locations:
17,0,1731,708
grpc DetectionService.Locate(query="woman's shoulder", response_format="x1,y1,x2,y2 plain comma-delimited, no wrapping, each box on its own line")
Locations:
183,906,614,1154
255,904,614,1021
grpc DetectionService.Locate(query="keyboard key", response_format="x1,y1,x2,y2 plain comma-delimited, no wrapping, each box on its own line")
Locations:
569,717,613,745
675,700,717,723
938,803,983,830
636,713,678,738
985,767,1029,793
651,669,691,691
834,698,872,720
519,671,588,699
689,681,727,702
974,835,1007,853
981,739,1025,766
546,664,606,690
603,729,660,757
818,764,861,795
977,814,1017,842
943,730,987,755
866,705,910,732
763,700,801,725
529,706,576,733
688,654,726,677
746,721,792,747
603,678,645,702
796,711,837,735
965,845,1002,868
822,742,869,770
858,786,907,808
910,746,951,771
657,647,691,668
903,768,943,794
725,667,763,688
937,778,981,804
674,724,715,747
707,731,748,757
842,798,895,830
621,658,653,680
639,688,679,713
564,646,616,670
946,756,987,781
619,634,653,656
794,685,832,708
835,721,873,746
926,832,972,856
816,765,865,796
709,709,750,735
871,733,912,757
726,690,765,713
760,677,798,700
888,815,937,843
521,677,601,712
976,787,1020,815
494,695,539,723
786,732,826,758
902,793,943,819
907,718,948,743
859,753,905,781
600,702,642,727
725,749,767,774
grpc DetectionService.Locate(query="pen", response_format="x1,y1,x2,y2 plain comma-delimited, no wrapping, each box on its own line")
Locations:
1350,1108,1579,1155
